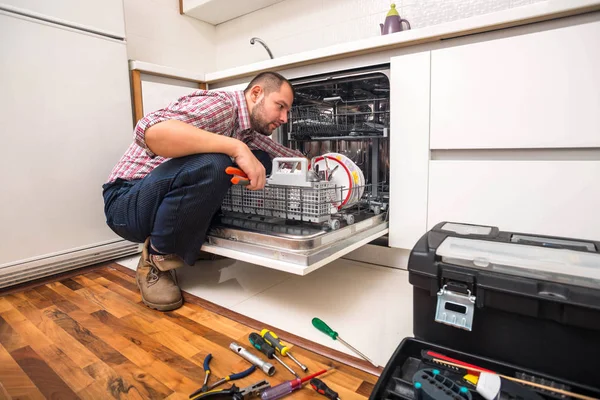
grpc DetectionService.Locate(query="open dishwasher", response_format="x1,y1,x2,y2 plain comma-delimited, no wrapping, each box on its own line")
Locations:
203,67,391,274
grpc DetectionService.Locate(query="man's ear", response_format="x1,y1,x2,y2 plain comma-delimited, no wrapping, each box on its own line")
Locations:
250,85,264,104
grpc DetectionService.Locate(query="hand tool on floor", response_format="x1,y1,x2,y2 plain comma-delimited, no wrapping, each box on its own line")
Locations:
190,355,257,398
310,378,340,400
249,333,298,377
311,318,379,368
225,166,250,186
190,379,271,400
230,342,275,376
260,367,333,400
431,359,597,400
260,329,308,372
200,354,213,393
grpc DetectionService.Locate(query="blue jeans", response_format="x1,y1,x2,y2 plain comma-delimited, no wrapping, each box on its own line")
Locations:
102,151,272,265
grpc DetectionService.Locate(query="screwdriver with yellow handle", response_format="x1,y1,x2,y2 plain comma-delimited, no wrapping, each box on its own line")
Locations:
260,329,308,372
312,318,379,368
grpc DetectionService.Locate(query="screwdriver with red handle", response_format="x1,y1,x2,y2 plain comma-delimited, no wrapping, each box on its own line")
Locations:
310,378,340,400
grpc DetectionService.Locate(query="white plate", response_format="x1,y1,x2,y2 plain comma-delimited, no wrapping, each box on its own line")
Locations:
326,153,364,204
311,155,355,209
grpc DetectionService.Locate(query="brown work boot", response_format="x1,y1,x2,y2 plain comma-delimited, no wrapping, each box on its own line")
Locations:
145,238,186,272
136,239,183,311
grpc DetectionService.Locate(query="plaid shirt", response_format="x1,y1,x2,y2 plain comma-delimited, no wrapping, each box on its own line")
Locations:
107,90,303,183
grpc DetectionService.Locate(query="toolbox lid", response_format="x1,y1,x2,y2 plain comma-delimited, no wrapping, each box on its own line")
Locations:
436,236,600,289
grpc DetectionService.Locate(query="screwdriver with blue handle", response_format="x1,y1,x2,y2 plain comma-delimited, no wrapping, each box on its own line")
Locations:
312,318,379,368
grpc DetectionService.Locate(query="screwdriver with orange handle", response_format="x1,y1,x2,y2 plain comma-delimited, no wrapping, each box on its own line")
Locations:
225,166,250,186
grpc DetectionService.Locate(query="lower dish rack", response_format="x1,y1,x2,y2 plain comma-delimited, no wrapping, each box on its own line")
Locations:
220,157,386,230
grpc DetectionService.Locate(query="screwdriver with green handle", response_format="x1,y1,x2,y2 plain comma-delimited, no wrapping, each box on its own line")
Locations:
312,318,379,368
260,329,308,372
249,333,299,377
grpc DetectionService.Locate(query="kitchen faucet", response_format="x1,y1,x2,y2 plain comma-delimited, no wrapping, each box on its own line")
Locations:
250,37,274,59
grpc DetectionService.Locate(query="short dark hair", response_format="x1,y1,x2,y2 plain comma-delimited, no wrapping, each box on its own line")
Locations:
244,71,295,98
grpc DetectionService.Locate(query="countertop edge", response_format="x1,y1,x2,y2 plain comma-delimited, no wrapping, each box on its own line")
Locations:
128,60,205,82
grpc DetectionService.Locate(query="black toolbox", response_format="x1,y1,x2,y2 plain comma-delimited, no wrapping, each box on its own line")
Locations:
370,222,600,400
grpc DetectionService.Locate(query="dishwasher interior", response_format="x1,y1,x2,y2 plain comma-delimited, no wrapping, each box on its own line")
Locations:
206,67,391,267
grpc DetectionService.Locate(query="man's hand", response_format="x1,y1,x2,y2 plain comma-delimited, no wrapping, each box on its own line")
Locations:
232,143,266,190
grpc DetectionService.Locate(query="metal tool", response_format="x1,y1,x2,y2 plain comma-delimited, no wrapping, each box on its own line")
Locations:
206,365,257,392
249,333,298,377
230,342,275,376
200,354,213,393
225,166,250,186
260,329,308,372
191,379,271,400
190,355,257,398
310,378,340,400
260,368,331,400
311,318,379,368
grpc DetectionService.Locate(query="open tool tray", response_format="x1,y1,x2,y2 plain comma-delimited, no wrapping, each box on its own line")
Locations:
369,338,600,400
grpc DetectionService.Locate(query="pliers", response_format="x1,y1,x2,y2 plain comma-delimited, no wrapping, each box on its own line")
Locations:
190,380,270,400
225,167,250,186
190,354,257,398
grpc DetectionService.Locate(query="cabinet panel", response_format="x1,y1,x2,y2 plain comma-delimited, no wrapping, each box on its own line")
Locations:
427,160,600,241
0,13,133,264
430,18,600,149
388,52,431,250
0,0,125,37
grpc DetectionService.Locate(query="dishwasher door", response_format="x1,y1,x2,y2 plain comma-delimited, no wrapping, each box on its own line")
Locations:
202,212,388,275
200,67,391,275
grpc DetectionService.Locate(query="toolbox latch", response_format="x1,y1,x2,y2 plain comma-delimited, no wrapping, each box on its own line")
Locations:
435,285,476,331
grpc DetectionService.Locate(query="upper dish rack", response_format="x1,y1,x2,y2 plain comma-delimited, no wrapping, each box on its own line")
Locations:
288,97,389,140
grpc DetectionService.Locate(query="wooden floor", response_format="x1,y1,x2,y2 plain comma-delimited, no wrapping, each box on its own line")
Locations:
0,263,377,399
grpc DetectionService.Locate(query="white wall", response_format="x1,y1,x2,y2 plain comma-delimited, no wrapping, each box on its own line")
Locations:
123,0,216,74
215,0,546,71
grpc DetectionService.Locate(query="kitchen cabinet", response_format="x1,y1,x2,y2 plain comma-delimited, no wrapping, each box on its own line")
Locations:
181,0,285,25
0,0,125,37
388,52,431,250
390,11,600,252
429,17,600,150
427,160,600,241
0,9,137,287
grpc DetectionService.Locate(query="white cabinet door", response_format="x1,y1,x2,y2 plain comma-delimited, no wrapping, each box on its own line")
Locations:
140,74,199,116
388,52,431,250
0,12,133,264
0,0,125,37
427,160,600,241
430,17,600,150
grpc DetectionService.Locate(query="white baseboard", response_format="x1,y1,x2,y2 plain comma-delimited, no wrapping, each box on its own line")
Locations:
0,240,142,289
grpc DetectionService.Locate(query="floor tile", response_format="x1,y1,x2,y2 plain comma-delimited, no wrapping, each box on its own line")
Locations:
232,259,413,367
174,259,294,308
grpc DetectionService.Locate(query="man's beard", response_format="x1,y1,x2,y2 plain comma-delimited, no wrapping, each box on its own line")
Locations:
250,99,273,136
